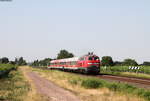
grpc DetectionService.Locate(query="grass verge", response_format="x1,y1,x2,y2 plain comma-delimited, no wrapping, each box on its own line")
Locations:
0,69,30,101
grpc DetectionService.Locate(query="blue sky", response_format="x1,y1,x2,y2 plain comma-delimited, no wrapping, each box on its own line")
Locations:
0,0,150,63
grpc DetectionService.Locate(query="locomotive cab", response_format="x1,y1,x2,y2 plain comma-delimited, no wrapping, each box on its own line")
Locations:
78,54,100,74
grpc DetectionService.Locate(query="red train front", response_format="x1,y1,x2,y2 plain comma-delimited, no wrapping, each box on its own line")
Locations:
48,53,100,74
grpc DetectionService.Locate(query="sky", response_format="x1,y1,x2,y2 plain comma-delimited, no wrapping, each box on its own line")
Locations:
0,0,150,63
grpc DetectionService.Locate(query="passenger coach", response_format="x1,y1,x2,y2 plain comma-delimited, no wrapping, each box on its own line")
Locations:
48,53,100,74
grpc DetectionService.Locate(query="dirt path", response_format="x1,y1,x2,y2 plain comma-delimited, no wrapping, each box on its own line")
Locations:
27,71,81,101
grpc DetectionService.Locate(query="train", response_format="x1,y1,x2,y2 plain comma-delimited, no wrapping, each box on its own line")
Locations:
48,53,100,74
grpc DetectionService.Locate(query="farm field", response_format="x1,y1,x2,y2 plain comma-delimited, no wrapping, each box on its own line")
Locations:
100,66,150,79
31,66,150,101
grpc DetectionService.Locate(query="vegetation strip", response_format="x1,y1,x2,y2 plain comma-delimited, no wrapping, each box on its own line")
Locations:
0,68,30,101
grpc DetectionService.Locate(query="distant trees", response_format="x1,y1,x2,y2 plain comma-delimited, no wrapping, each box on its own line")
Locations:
113,61,123,66
15,57,27,66
0,57,9,64
101,56,114,66
142,61,150,66
0,57,27,66
122,59,138,66
32,60,39,66
101,57,139,66
31,58,52,66
57,49,74,59
38,58,52,66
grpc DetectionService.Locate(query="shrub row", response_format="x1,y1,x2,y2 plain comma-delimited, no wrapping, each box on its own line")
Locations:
0,64,17,77
0,70,30,101
69,77,150,101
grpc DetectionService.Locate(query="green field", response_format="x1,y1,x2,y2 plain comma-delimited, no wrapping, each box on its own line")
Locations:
100,66,150,79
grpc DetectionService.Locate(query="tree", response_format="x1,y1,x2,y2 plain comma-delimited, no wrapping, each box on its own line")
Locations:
57,49,74,59
15,57,27,66
0,57,9,64
122,59,138,66
101,56,114,66
39,58,52,66
32,60,39,66
9,61,16,65
31,58,52,66
114,61,123,66
142,61,150,66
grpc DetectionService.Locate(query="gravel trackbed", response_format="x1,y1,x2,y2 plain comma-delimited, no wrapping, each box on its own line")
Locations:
27,72,81,101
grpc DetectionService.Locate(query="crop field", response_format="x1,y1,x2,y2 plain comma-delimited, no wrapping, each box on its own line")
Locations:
100,66,150,79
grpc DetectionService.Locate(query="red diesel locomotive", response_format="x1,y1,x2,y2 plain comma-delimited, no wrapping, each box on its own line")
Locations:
48,53,100,74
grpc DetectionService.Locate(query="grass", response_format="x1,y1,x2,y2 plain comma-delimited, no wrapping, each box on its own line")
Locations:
31,67,148,101
0,69,30,101
81,78,103,88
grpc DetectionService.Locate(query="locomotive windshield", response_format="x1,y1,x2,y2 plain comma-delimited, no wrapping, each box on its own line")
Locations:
88,57,93,60
88,56,99,60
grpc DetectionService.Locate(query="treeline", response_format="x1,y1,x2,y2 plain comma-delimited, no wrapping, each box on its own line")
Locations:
30,49,150,67
31,58,52,66
0,57,27,66
31,49,74,66
101,56,150,66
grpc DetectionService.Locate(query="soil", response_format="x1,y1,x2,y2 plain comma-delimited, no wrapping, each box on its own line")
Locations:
27,72,81,101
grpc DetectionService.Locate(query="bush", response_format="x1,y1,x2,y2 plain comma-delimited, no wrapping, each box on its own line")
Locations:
0,64,16,77
107,83,118,91
142,91,150,101
69,79,78,85
81,78,103,89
